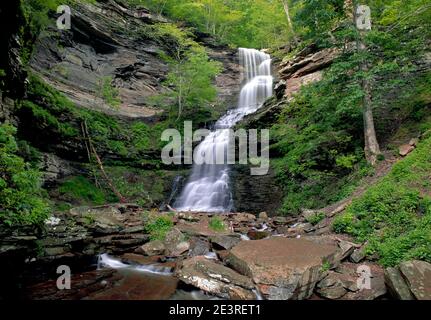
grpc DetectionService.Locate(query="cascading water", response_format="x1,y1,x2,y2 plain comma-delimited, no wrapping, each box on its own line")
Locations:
174,48,273,212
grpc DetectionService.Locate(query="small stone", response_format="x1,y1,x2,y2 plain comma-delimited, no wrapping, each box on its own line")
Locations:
247,230,270,240
350,248,366,263
258,212,268,220
409,138,419,146
399,144,415,156
272,216,288,225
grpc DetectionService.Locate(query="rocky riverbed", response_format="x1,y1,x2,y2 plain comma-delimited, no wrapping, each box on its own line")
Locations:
1,204,429,300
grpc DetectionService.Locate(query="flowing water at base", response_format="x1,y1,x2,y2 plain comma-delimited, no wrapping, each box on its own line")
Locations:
91,254,217,300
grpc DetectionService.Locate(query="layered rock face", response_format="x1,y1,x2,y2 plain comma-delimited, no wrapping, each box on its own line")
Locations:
276,45,339,98
30,1,168,119
29,1,241,120
231,165,283,215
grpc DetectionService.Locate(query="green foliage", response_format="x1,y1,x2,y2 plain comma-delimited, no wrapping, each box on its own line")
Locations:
98,76,121,108
320,261,331,272
0,124,50,227
138,0,292,48
271,0,431,215
131,123,150,153
157,45,222,119
58,176,106,205
104,166,178,207
306,212,325,226
208,216,226,232
144,214,174,241
332,136,431,266
21,74,170,160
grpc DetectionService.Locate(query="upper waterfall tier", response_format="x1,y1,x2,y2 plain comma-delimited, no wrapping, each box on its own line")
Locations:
174,48,273,212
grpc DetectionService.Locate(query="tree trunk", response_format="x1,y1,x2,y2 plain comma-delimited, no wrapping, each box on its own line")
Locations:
281,0,298,46
353,2,381,166
177,84,183,120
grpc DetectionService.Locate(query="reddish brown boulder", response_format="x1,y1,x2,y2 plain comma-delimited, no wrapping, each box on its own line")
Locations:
226,237,338,300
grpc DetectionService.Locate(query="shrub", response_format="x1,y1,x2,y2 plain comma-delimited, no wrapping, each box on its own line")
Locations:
144,215,174,241
332,212,356,234
98,76,121,108
209,216,226,232
306,212,325,226
58,176,106,205
0,124,50,227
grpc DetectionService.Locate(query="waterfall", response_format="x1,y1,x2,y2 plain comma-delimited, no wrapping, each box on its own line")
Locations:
174,48,273,212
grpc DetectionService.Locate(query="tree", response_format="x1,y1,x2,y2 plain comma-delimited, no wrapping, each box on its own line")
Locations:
352,1,381,165
162,46,222,120
0,124,50,227
281,0,298,45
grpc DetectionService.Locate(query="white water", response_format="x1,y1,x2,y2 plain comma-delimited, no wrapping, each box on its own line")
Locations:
97,254,173,276
174,48,273,212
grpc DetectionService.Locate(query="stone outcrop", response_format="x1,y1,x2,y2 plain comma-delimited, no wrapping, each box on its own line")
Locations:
385,260,431,300
140,240,166,256
317,262,387,300
226,237,339,300
231,165,284,215
175,256,256,300
276,45,339,98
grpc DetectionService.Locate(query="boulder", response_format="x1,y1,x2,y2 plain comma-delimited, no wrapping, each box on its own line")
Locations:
385,267,415,300
163,227,190,257
340,262,387,300
336,240,356,261
316,269,360,300
139,240,166,256
409,138,419,147
176,256,256,300
399,260,431,300
39,153,74,184
210,235,241,250
189,237,210,257
316,273,347,299
170,241,190,257
226,237,338,300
